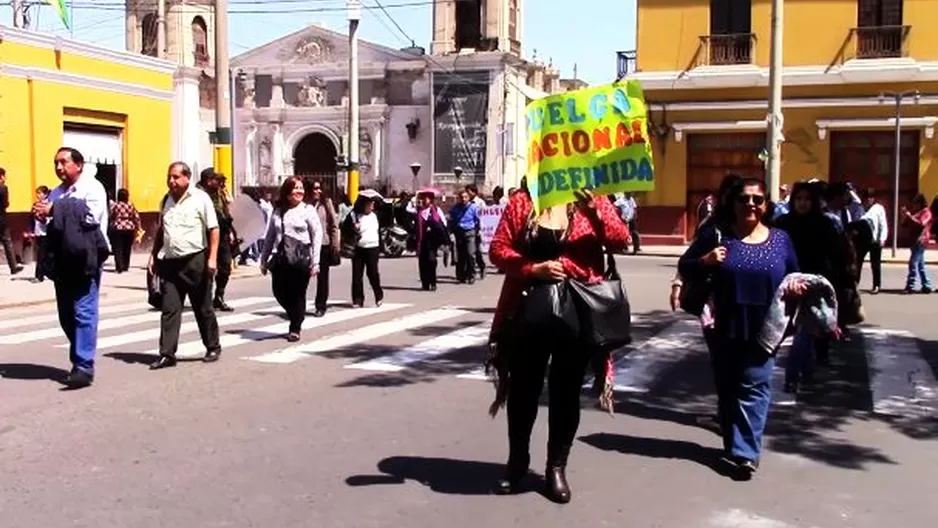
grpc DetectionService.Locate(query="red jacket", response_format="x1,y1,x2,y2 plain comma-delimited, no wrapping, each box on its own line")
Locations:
489,191,631,336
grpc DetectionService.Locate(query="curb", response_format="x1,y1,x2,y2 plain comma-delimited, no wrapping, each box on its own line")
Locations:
0,270,262,310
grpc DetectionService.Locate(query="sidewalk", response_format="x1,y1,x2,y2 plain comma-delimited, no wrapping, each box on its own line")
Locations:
0,254,262,309
630,245,938,264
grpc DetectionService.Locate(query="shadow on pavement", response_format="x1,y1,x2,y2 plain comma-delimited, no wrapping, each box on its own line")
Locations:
345,456,508,495
0,363,68,383
610,318,927,470
579,432,741,480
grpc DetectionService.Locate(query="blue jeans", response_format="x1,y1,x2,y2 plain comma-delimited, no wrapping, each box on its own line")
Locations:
711,339,775,461
906,242,932,291
55,272,101,375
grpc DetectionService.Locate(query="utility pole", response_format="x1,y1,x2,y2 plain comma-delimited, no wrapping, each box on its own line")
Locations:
157,0,167,58
214,0,232,181
347,0,361,205
765,0,784,202
880,90,920,258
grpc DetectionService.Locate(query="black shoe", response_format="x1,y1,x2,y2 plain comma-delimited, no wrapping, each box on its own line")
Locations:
203,349,221,363
312,309,326,318
63,370,93,389
214,298,234,312
10,265,23,275
494,454,529,495
150,356,177,370
544,465,571,504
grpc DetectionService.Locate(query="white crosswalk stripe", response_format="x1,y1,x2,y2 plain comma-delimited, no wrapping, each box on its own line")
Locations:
153,302,413,359
3,297,271,344
247,307,469,364
1,292,936,419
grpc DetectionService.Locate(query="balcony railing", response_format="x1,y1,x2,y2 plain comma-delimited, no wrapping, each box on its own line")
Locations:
854,25,910,59
699,33,755,66
617,50,636,78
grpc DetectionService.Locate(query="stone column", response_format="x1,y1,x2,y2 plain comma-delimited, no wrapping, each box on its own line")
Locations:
270,123,285,179
271,75,285,109
172,67,202,171
431,0,456,54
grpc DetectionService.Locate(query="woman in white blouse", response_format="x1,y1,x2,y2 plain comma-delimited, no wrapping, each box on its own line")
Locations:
260,176,323,342
343,195,384,307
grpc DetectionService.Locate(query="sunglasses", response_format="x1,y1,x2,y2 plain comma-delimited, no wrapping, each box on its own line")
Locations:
736,194,766,206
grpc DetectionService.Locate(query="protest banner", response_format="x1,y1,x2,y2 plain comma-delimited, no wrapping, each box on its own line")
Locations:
525,80,655,212
478,204,506,254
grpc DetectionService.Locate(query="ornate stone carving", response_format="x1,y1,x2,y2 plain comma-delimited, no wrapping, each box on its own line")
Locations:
295,76,327,107
359,128,373,169
279,35,335,64
258,135,273,182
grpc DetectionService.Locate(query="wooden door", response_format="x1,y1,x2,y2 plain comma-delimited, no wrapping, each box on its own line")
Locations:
686,132,766,237
829,130,919,246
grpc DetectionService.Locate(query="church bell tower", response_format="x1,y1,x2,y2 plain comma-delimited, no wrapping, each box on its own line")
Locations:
431,0,523,56
125,0,216,70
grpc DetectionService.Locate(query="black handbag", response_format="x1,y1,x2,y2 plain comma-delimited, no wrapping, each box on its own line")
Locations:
271,212,312,270
518,280,580,337
679,227,721,316
567,253,632,350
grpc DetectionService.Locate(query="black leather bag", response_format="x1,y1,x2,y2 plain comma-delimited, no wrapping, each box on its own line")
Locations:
567,253,632,350
271,214,312,271
679,227,721,316
518,280,580,337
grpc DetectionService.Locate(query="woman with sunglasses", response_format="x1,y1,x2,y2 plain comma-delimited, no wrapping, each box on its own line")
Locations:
679,178,802,478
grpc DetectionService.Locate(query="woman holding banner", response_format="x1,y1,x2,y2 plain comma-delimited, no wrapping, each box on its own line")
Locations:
486,185,629,504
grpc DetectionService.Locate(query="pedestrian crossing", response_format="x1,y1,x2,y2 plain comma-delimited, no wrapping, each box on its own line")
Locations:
1,292,936,419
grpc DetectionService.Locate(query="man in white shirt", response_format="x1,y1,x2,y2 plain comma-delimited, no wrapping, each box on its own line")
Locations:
147,161,222,369
32,147,109,389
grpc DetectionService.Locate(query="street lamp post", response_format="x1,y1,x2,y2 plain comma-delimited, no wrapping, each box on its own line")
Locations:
879,90,920,258
410,162,422,193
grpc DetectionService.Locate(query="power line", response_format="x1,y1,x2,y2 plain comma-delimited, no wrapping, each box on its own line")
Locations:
10,0,439,14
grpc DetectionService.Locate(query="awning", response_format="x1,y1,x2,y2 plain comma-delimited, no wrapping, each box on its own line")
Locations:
62,128,122,165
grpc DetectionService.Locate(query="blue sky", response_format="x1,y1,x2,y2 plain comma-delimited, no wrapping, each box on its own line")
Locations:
2,0,635,85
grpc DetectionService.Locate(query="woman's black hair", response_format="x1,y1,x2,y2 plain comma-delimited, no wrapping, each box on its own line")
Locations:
789,181,823,215
712,173,745,225
117,188,130,203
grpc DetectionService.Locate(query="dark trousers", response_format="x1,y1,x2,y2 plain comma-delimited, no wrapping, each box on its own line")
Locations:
158,251,221,358
860,244,883,289
0,226,17,272
455,229,477,282
507,332,591,468
110,229,134,272
314,246,332,312
272,265,311,333
418,243,438,289
628,219,641,252
850,220,880,288
351,246,383,305
474,228,486,275
33,236,48,280
214,239,232,301
710,338,774,461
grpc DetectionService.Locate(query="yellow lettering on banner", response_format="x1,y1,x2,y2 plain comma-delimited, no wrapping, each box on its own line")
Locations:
524,80,656,212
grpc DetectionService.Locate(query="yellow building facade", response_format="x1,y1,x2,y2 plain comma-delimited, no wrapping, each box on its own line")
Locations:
630,0,938,243
0,25,176,255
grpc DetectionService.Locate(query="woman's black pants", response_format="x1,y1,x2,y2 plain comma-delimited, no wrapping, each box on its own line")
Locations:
506,332,591,469
271,265,311,334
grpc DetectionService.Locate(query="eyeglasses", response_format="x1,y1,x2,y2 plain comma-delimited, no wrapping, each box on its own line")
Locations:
312,187,322,191
736,194,766,206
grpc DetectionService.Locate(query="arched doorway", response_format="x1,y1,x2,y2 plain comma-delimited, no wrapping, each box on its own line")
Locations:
293,132,337,176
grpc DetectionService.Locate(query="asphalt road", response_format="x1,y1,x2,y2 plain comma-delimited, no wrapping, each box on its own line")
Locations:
0,255,936,528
